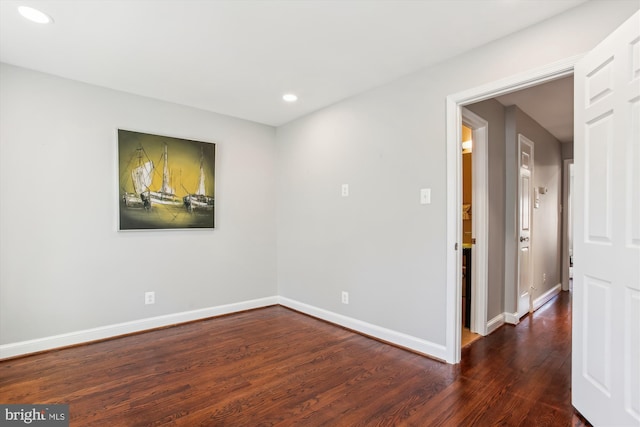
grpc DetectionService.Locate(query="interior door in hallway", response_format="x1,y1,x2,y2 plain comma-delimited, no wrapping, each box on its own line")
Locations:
517,134,534,318
572,10,640,426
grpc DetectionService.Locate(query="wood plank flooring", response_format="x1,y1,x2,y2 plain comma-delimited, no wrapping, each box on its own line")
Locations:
461,327,481,348
0,292,588,426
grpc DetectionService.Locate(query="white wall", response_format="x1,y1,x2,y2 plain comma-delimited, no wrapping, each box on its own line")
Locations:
276,0,639,356
0,64,278,348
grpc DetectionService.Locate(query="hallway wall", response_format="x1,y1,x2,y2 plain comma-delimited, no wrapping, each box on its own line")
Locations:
505,105,564,311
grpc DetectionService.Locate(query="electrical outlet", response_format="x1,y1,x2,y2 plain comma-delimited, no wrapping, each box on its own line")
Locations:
341,291,349,304
145,291,155,305
341,184,349,197
543,273,547,283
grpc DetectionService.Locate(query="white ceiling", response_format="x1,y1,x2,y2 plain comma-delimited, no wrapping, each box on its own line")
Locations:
0,0,586,127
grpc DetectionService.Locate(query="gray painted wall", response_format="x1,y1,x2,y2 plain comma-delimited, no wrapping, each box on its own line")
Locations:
562,142,574,160
0,64,277,344
276,1,638,347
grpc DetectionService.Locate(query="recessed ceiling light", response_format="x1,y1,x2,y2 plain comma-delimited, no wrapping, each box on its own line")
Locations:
283,94,298,102
18,6,53,24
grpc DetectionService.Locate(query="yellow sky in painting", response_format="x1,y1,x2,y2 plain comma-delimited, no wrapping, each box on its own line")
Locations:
118,130,215,197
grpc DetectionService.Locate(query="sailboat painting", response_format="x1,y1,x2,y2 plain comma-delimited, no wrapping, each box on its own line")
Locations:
118,129,215,230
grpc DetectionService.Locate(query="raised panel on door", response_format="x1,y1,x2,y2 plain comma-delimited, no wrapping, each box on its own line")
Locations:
585,112,613,243
629,96,640,248
582,276,612,395
626,289,640,420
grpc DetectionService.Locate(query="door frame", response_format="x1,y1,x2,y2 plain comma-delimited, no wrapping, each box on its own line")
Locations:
562,159,574,291
517,133,535,318
461,108,488,335
444,55,580,363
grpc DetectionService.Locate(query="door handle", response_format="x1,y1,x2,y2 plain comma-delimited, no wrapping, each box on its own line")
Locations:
520,236,529,242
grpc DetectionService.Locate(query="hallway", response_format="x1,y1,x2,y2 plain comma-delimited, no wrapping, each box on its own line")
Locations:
457,291,586,425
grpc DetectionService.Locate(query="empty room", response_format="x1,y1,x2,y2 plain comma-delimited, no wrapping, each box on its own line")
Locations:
1,1,638,425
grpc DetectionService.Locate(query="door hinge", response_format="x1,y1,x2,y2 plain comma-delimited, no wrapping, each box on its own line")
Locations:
455,243,459,250
471,238,476,244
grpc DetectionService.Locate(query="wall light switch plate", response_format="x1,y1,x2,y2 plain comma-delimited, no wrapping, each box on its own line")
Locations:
420,188,431,204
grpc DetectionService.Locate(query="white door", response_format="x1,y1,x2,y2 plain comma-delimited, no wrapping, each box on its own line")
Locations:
517,134,534,318
573,10,640,426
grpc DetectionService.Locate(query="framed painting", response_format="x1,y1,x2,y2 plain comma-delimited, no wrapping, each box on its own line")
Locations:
118,129,215,230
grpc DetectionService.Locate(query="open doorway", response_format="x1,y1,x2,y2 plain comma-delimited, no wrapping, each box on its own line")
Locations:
461,123,480,347
447,15,638,423
463,77,572,341
445,59,575,364
459,108,489,349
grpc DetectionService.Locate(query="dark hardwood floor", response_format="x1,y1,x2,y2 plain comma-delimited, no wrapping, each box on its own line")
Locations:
0,292,588,426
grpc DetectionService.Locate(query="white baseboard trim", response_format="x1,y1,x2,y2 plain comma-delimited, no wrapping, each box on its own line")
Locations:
533,284,562,311
278,296,447,361
504,312,520,325
499,284,562,330
0,296,278,360
486,313,505,334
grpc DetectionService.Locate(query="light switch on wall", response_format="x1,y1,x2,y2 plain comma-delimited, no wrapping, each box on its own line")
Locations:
420,188,431,204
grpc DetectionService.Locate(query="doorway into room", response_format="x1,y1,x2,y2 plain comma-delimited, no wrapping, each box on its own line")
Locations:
446,61,575,364
447,15,638,424
458,79,574,359
459,108,489,349
461,124,480,347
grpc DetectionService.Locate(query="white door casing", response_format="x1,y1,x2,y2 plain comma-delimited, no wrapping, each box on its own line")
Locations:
517,134,534,318
572,10,640,426
462,108,489,336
